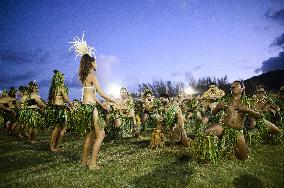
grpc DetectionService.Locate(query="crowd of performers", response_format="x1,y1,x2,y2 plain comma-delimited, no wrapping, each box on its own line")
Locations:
0,36,284,170
1,61,284,169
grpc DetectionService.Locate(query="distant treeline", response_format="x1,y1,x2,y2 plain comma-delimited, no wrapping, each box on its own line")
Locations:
131,69,284,97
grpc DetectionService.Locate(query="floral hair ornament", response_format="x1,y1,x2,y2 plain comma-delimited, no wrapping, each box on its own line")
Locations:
69,32,96,59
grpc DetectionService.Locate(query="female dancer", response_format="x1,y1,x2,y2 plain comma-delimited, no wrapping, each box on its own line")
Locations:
48,70,73,152
78,54,116,170
25,81,46,143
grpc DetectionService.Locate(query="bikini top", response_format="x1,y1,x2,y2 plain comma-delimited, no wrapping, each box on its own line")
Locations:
83,86,96,90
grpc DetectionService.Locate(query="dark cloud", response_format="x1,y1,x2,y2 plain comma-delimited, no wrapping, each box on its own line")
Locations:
0,50,33,64
0,49,52,65
257,9,284,73
271,33,284,47
0,71,38,89
256,51,284,73
0,48,55,89
265,9,284,24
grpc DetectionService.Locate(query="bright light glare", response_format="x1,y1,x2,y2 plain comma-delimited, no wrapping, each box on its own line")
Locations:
108,84,121,99
184,86,196,95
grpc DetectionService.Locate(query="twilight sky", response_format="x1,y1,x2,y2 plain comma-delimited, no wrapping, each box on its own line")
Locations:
0,0,284,100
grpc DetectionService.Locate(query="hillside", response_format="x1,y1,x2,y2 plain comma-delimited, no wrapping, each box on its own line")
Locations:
244,69,284,95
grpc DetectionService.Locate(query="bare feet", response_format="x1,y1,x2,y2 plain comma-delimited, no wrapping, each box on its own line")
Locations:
79,159,89,165
54,147,63,152
50,147,57,152
30,140,39,144
88,163,101,170
50,147,62,152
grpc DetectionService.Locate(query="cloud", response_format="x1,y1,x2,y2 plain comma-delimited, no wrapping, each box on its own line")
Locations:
256,51,284,73
265,8,284,24
0,48,52,65
256,9,284,73
0,48,55,90
171,64,204,78
96,54,120,84
271,33,284,47
0,71,38,89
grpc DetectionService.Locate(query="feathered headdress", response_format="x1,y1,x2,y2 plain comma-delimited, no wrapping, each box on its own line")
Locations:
69,32,96,59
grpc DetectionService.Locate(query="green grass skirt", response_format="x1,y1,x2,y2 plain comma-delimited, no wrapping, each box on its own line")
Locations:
68,104,106,136
18,108,45,130
45,105,68,128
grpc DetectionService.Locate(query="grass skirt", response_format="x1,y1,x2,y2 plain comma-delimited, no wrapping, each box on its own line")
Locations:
18,108,45,130
45,105,68,128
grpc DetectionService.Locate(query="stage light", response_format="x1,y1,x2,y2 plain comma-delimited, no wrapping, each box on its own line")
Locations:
108,84,121,99
184,86,196,95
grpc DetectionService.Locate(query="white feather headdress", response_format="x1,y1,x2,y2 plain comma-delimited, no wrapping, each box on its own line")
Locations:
69,32,96,59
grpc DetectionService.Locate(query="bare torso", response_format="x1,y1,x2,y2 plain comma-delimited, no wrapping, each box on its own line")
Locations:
223,98,246,129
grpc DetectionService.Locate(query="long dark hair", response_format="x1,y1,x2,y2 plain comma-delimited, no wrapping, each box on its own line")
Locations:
79,54,95,84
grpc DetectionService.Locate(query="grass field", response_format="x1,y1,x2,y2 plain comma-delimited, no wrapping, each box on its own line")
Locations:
0,130,284,188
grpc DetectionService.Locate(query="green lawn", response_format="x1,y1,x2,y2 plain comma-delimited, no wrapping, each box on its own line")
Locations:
0,130,284,188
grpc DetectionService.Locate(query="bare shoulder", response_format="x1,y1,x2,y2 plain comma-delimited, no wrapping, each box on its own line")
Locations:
89,74,98,82
85,74,97,85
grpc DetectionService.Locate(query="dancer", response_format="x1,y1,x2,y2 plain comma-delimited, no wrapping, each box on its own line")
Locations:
116,87,139,138
25,81,46,143
1,87,18,133
70,34,116,170
48,70,73,152
141,89,158,131
251,86,281,131
206,81,261,160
